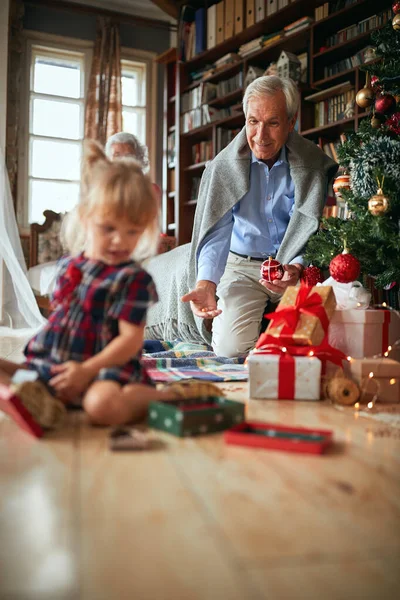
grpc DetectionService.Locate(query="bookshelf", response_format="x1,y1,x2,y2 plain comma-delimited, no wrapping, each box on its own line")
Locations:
159,0,392,245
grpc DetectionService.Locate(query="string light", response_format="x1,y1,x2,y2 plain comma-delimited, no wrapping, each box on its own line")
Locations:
390,378,396,385
309,350,314,356
368,371,374,378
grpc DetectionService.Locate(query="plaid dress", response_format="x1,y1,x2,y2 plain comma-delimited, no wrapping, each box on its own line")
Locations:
24,254,158,387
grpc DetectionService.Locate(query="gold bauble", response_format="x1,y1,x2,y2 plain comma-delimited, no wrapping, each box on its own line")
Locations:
393,14,400,30
368,188,390,216
356,85,374,108
370,116,382,129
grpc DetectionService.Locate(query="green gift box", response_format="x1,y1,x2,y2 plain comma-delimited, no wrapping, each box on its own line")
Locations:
148,397,245,437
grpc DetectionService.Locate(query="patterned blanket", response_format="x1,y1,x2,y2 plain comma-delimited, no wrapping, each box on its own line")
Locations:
142,340,248,383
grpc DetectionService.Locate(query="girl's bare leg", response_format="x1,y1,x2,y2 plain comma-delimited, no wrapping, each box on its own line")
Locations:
83,380,214,426
0,359,29,385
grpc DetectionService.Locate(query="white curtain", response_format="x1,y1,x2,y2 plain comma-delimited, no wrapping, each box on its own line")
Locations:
0,145,45,333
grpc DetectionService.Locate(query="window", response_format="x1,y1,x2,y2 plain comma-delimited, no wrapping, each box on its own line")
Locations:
25,44,87,224
121,59,147,145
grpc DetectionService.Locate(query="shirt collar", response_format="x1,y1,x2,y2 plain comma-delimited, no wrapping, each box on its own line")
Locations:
251,145,288,167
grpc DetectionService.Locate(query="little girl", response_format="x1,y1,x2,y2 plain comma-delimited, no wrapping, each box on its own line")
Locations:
0,141,219,433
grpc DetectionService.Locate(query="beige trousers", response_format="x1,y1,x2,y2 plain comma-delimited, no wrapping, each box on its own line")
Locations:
212,252,282,358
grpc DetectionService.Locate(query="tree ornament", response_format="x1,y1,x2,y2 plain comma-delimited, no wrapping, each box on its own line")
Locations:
368,188,390,216
301,266,323,287
386,111,400,135
329,251,361,283
326,375,360,406
260,257,284,282
375,93,396,115
393,13,400,30
356,72,374,108
370,75,381,91
393,1,400,14
371,115,382,129
332,173,351,199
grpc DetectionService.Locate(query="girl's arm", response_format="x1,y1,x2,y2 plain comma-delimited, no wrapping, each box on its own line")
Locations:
49,320,144,395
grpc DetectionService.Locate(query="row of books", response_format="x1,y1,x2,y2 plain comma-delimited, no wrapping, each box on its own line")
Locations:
318,132,347,163
325,9,392,48
192,140,213,164
215,71,243,98
181,105,232,133
314,89,355,127
284,16,314,36
323,46,376,79
323,201,349,220
181,82,218,114
216,127,241,154
315,3,329,21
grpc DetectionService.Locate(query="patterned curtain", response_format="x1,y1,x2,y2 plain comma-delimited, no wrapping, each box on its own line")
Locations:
6,0,24,206
84,17,122,144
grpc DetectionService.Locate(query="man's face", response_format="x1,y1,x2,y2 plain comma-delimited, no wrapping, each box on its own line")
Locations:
245,92,297,164
109,142,136,159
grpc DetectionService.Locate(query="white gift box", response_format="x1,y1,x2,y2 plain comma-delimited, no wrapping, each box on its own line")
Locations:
248,354,322,400
328,309,400,360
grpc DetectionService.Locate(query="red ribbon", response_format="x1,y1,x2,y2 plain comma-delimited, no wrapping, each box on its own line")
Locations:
264,283,330,343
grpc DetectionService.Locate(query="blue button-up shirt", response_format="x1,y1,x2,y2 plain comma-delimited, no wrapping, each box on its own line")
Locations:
197,147,304,285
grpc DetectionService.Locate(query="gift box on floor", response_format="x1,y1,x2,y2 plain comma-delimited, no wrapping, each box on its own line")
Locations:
148,397,245,437
328,309,400,360
248,353,322,400
346,358,400,403
264,285,336,347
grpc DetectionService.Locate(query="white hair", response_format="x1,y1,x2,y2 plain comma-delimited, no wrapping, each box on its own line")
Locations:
105,131,149,171
243,76,299,120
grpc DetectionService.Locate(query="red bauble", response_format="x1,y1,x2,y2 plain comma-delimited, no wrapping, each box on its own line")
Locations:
393,1,400,15
375,93,396,115
301,266,323,287
370,75,381,91
329,253,361,283
260,258,284,282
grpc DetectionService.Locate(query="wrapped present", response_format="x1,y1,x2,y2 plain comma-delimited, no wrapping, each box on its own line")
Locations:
328,309,400,360
346,358,400,403
148,397,245,437
262,284,336,347
248,352,322,400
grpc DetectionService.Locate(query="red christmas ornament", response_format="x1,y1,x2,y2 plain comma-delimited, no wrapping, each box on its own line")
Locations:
333,173,351,199
329,253,361,284
260,257,284,282
386,112,400,135
375,93,396,115
370,75,381,91
393,1,400,15
301,266,324,287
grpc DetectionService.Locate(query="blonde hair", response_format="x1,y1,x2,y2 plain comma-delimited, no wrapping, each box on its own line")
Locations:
62,140,159,261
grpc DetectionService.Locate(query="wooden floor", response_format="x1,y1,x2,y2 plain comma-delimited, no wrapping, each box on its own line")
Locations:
1,335,400,600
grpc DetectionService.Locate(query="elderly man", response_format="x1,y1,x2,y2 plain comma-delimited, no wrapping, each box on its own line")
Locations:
145,76,338,357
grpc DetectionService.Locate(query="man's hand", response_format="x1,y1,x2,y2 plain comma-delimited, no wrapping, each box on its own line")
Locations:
181,280,222,319
259,263,303,293
49,361,95,399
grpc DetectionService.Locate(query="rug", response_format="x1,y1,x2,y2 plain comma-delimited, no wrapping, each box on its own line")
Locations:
142,340,248,383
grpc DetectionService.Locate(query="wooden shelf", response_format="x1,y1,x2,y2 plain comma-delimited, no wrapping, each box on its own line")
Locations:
313,66,357,87
313,29,382,62
208,89,243,108
301,116,356,136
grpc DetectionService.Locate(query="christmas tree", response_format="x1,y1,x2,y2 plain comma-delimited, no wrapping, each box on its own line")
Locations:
304,4,400,304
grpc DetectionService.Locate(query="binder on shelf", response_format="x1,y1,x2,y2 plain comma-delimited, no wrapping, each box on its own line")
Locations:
255,0,265,22
246,0,255,27
224,0,235,40
207,3,217,49
216,1,225,45
234,0,244,35
266,0,277,16
195,7,206,55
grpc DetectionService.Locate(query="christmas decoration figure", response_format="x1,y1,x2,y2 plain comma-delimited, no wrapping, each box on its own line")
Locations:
260,258,284,283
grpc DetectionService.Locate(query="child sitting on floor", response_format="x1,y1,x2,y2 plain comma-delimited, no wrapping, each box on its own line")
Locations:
0,141,219,433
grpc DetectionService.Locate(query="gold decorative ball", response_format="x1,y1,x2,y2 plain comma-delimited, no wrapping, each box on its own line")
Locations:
370,116,382,129
356,85,374,108
368,188,390,216
393,14,400,30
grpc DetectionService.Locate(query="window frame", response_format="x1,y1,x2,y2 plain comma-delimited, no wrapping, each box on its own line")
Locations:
18,31,93,226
